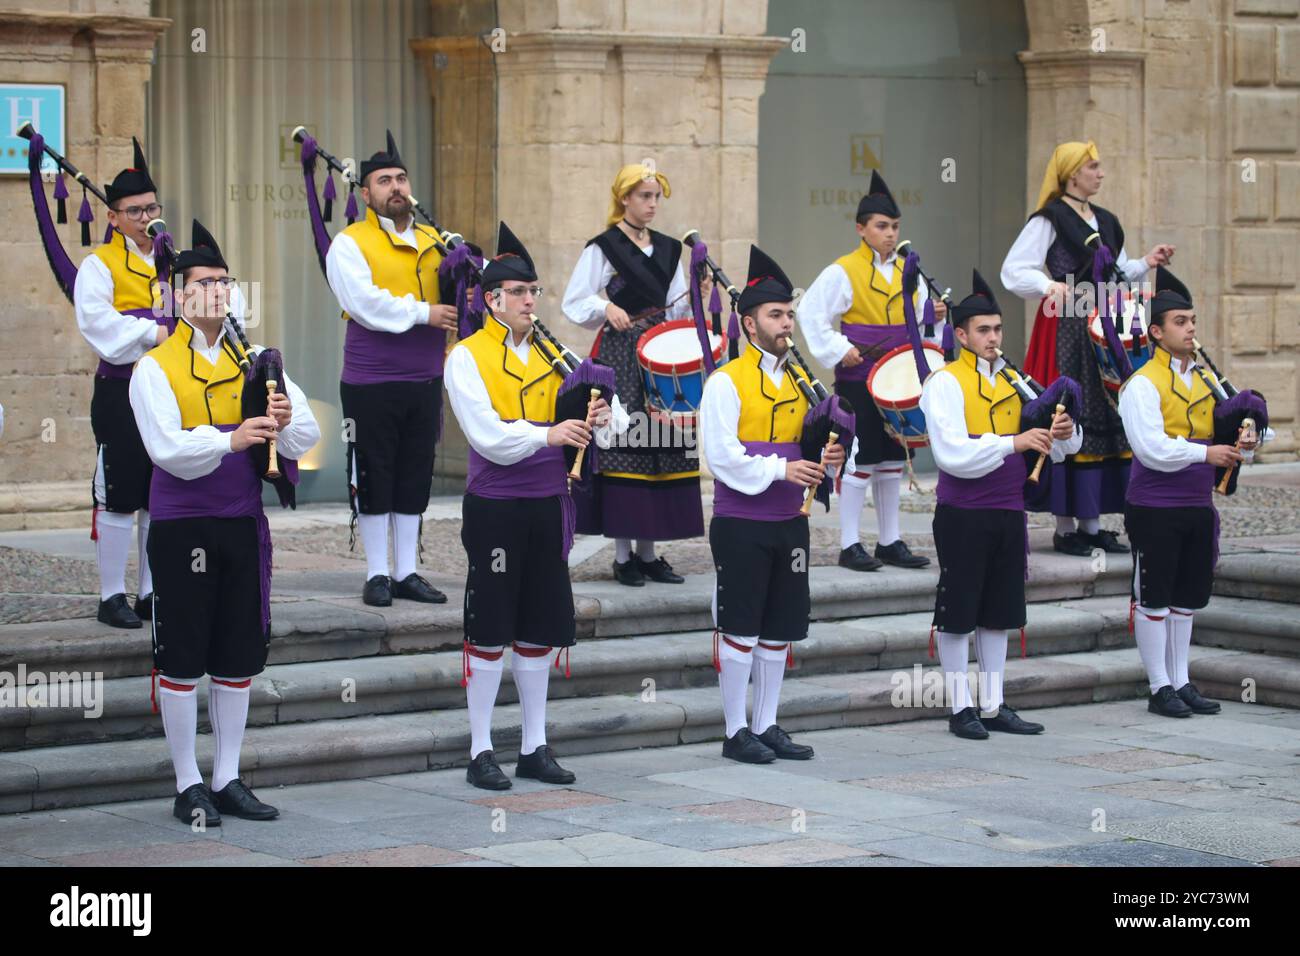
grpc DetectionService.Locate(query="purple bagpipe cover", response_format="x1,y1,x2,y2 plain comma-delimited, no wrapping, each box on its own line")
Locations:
800,393,856,512
240,347,301,509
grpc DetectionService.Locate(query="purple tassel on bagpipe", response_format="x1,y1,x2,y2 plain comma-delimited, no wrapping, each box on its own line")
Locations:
439,241,484,339
1214,389,1268,432
25,132,79,302
1093,246,1133,381
1022,375,1083,425
151,228,175,291
727,309,740,360
922,296,937,339
708,282,722,335
322,170,336,223
556,358,618,540
688,239,718,375
103,222,114,244
345,185,359,225
53,172,68,224
900,252,933,383
801,394,856,512
77,188,93,248
298,134,333,278
242,347,301,510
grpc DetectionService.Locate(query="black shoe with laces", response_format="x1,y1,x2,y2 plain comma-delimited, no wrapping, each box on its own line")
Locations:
981,703,1045,735
636,556,685,584
393,573,447,604
213,779,279,821
948,706,989,740
466,750,512,791
1148,684,1194,718
838,543,883,572
172,783,221,827
875,540,930,569
755,724,814,760
362,575,392,607
1175,682,1220,714
1084,529,1129,554
613,558,645,587
516,745,576,784
721,727,776,763
97,593,142,629
1052,532,1094,557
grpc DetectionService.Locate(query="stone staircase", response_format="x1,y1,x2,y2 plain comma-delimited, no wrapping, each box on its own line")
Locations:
1,551,1296,813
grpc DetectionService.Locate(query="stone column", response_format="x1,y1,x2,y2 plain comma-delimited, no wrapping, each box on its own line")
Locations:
0,3,170,529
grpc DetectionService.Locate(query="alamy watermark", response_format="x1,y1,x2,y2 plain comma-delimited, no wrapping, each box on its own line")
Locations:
0,665,104,719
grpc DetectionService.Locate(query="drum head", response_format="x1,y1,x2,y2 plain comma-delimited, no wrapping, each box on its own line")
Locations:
868,344,945,405
1088,290,1148,346
637,319,722,374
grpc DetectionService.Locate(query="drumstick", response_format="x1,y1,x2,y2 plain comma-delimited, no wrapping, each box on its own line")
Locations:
799,431,839,517
265,379,281,479
1215,417,1254,495
567,388,602,488
1028,403,1064,484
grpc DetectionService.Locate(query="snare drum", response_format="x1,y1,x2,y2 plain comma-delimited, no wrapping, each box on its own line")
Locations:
636,319,723,428
867,343,947,449
1088,289,1151,401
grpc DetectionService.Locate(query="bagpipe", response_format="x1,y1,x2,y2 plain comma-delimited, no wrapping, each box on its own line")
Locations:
292,127,486,339
1190,337,1270,495
1083,232,1152,406
995,348,1083,486
782,337,856,515
147,218,299,508
682,230,742,364
526,313,616,488
18,122,116,302
895,239,956,360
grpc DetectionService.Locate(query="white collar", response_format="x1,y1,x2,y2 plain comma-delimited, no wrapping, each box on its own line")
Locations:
871,247,897,268
186,321,226,353
973,353,1006,379
123,234,154,261
754,343,789,377
491,313,534,349
377,212,416,237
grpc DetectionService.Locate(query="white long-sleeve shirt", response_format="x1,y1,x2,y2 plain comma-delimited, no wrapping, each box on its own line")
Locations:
1000,214,1148,300
325,213,432,333
129,325,320,481
699,344,856,495
444,319,628,467
73,235,161,365
561,241,691,331
797,247,938,369
919,354,1082,480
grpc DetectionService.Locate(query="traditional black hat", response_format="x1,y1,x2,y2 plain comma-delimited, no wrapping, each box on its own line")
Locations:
174,219,228,273
1150,266,1193,317
359,129,407,184
480,221,537,290
855,170,900,221
736,245,795,316
105,137,157,205
950,269,1001,327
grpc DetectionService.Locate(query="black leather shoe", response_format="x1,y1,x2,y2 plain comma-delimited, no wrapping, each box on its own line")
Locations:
875,540,930,569
213,780,279,820
516,745,576,784
838,543,883,572
362,575,392,607
721,727,776,764
1052,532,1094,557
466,750,512,791
1176,682,1220,715
1084,529,1129,554
1149,684,1194,718
948,706,989,740
613,559,645,587
636,556,685,584
755,724,814,760
393,573,447,604
982,703,1045,735
97,593,142,629
172,783,221,827
135,593,153,621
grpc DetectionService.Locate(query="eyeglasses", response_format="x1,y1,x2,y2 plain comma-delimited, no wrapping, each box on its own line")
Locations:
500,286,544,298
191,276,238,290
111,202,163,221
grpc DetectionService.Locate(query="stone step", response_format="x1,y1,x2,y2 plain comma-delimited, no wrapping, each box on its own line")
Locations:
1212,553,1300,604
0,556,1135,679
1,644,1296,813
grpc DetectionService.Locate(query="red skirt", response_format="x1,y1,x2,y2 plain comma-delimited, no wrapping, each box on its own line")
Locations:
1023,298,1059,385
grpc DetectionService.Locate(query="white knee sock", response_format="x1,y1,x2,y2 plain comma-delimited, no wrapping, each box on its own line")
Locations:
635,539,656,562
717,634,756,738
839,471,869,550
512,642,553,756
973,628,1009,715
464,645,504,758
209,677,252,792
750,642,788,735
158,676,201,793
392,512,422,580
1134,606,1171,692
1055,515,1076,535
1167,607,1194,690
136,510,153,597
96,509,134,600
357,512,391,579
614,538,633,564
872,469,902,546
1079,517,1100,535
937,631,973,714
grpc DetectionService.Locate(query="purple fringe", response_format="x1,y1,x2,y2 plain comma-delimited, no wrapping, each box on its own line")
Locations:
345,187,359,224
900,252,931,383
709,283,721,315
922,296,936,336
151,229,174,289
727,310,739,341
1093,246,1133,381
53,171,68,223
322,170,336,222
688,240,718,375
941,322,954,353
560,493,576,561
439,242,480,339
298,134,333,278
1023,374,1083,421
1214,389,1268,431
256,512,273,636
25,132,78,302
803,395,856,512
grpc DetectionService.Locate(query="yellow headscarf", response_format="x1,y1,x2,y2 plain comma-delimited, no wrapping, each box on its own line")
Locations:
1035,141,1100,211
606,164,672,227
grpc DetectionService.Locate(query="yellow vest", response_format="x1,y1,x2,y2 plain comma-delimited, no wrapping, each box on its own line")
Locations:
145,319,249,429
90,230,162,312
835,243,910,326
338,207,444,321
454,316,564,423
716,343,812,443
1122,346,1217,441
934,348,1025,437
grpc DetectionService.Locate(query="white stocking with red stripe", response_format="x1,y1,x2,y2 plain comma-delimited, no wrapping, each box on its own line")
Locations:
717,634,756,738
750,643,788,735
209,677,252,792
465,648,504,759
512,642,553,756
158,676,201,793
1134,606,1171,692
1166,607,1194,690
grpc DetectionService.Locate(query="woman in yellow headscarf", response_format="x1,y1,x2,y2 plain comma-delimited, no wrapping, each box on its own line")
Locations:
999,141,1175,558
560,163,703,587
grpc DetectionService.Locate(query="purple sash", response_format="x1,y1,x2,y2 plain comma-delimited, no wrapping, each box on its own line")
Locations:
713,440,804,521
1127,439,1214,508
465,422,576,560
935,448,1027,511
836,324,910,384
97,307,171,380
341,320,446,385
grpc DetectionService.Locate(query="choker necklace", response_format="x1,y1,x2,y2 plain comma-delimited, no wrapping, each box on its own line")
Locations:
622,218,648,239
1064,192,1090,206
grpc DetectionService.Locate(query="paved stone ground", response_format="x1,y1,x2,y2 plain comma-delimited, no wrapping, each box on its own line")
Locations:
4,464,1300,624
1,700,1297,867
